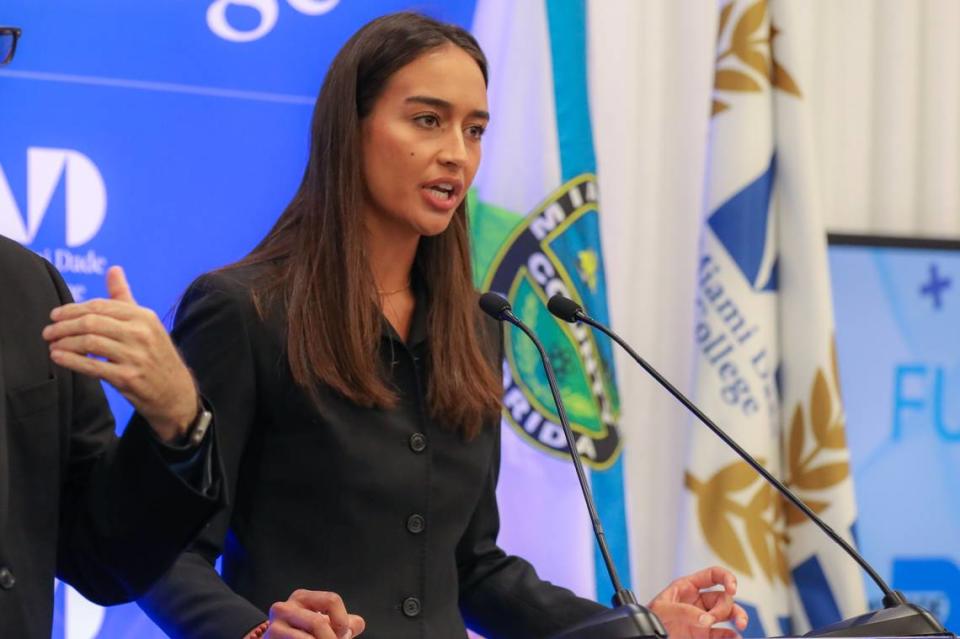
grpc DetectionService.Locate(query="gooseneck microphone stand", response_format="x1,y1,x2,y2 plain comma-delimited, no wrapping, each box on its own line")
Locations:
546,293,951,638
479,292,667,639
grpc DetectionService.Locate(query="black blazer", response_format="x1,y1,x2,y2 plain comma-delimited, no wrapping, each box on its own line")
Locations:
0,235,223,638
138,265,604,639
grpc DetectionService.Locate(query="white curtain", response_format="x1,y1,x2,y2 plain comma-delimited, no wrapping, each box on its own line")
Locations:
587,0,960,601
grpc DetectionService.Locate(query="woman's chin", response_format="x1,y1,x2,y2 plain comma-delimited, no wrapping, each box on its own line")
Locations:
415,215,457,237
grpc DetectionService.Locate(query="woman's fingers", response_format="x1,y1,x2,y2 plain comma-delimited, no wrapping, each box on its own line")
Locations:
269,601,337,639
700,590,734,623
264,619,319,639
709,627,742,639
731,603,749,630
265,590,362,639
290,590,352,636
655,601,724,639
347,613,365,636
680,566,739,594
651,584,748,639
700,590,748,629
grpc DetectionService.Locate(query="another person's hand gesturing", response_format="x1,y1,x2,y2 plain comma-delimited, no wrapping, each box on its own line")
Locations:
43,265,199,443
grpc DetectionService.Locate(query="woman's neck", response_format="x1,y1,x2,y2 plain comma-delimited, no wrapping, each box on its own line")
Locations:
363,218,419,341
365,230,418,295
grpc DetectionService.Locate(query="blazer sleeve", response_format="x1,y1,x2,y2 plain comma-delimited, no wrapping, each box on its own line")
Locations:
137,273,270,638
51,261,225,605
455,420,607,639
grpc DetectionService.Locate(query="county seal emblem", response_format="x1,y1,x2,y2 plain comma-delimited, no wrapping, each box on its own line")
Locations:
470,174,623,468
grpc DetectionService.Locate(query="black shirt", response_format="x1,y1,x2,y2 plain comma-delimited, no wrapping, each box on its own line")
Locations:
138,263,604,639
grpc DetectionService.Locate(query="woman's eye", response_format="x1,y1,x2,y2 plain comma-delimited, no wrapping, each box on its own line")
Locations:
415,114,440,128
467,125,486,140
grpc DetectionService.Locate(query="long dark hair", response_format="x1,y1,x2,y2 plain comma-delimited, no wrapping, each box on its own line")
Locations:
227,12,501,437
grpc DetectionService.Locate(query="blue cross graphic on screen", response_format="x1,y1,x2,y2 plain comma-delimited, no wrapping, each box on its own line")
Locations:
919,263,952,310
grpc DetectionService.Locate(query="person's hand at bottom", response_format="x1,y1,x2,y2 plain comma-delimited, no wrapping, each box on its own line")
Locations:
648,566,749,639
256,590,365,639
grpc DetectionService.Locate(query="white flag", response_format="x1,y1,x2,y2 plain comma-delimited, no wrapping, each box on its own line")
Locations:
679,1,867,635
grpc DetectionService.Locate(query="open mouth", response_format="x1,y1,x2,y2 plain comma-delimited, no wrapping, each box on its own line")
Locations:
424,184,456,201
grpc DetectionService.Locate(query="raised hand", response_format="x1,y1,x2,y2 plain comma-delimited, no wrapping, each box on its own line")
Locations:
43,265,198,443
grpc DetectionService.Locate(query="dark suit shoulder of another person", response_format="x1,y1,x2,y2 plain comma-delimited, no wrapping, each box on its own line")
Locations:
0,235,224,638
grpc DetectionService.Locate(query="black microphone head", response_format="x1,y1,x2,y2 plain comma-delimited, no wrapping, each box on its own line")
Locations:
547,294,583,322
479,292,513,320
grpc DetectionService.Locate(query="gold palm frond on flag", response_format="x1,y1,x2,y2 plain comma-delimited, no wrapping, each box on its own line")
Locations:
685,338,852,586
712,0,802,116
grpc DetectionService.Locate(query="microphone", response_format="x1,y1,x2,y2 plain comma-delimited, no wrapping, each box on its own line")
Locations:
547,293,952,638
479,291,513,320
478,292,667,639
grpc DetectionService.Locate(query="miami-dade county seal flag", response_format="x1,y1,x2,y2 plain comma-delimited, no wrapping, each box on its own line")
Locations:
679,1,866,636
469,0,631,610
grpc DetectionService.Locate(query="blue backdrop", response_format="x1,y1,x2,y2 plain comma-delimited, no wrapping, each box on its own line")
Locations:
1,2,475,636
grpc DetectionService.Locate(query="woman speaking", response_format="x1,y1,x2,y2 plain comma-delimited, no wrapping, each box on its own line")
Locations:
138,12,749,639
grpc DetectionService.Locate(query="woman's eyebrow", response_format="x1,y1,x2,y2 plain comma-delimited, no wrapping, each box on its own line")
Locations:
405,95,489,121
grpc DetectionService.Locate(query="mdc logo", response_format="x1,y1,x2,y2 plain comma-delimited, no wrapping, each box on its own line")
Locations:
207,0,340,42
0,148,106,248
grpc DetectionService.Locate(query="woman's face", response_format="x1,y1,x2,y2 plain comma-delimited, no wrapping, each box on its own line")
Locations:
360,43,488,239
